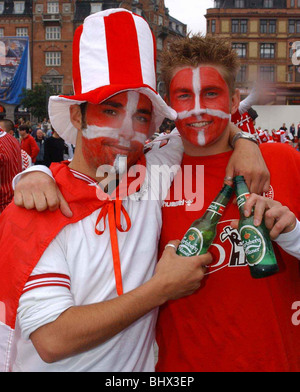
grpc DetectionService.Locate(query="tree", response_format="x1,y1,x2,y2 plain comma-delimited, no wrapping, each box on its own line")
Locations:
20,83,55,121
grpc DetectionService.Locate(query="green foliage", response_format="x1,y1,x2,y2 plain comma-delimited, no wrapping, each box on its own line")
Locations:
20,83,55,121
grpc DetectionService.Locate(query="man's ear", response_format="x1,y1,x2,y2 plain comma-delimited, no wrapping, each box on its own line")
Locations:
69,105,82,130
230,88,240,115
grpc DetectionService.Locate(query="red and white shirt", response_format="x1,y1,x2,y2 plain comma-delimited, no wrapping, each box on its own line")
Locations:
0,131,22,213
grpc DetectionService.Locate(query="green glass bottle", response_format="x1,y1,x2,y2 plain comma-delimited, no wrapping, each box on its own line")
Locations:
177,184,233,257
234,175,279,279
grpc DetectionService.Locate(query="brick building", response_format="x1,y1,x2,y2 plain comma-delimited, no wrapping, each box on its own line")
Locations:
0,0,186,121
206,0,300,104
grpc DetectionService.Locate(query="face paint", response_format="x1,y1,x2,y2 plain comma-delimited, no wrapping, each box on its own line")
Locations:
170,66,231,147
81,91,152,174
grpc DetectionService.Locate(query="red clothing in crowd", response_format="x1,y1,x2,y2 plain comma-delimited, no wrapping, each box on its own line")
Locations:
156,143,300,372
20,134,39,163
0,131,22,213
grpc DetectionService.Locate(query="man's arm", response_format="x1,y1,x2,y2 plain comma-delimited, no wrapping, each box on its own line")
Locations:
29,241,212,363
225,123,270,194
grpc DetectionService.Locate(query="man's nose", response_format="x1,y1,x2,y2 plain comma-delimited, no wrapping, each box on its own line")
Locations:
118,115,135,141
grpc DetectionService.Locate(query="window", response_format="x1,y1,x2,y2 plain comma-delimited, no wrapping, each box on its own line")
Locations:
260,66,275,82
157,37,163,50
45,52,61,66
289,20,300,33
14,1,25,14
235,0,245,7
0,2,4,14
47,2,59,14
90,3,102,14
46,26,61,40
51,77,63,94
211,20,216,33
232,43,247,58
0,28,4,38
16,28,28,37
291,0,295,6
240,20,248,33
260,43,275,58
236,65,247,83
260,20,276,34
232,19,248,33
158,16,163,26
263,0,273,7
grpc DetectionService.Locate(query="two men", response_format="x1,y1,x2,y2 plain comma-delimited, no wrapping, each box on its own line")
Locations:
0,10,283,372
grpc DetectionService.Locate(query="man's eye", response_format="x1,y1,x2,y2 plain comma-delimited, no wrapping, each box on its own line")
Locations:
135,115,150,123
104,109,117,116
178,93,191,99
205,91,218,97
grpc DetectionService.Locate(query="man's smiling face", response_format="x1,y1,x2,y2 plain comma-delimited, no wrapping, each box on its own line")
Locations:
169,65,231,147
81,91,152,173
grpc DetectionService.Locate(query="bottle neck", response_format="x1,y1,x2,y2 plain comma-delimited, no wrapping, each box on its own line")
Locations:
202,185,233,224
235,182,250,216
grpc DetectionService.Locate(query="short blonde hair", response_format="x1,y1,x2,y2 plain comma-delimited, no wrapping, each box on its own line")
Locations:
162,34,240,96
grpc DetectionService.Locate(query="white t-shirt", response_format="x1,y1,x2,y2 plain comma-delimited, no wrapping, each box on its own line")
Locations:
12,131,184,372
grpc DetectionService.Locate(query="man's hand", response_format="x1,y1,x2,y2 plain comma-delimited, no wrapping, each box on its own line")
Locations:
153,240,213,301
231,194,297,240
14,172,73,218
225,123,270,195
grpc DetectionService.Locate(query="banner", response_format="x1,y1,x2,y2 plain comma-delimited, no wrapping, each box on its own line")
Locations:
0,37,31,105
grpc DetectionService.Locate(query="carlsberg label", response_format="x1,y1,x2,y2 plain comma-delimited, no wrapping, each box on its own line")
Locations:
240,225,266,266
177,227,203,257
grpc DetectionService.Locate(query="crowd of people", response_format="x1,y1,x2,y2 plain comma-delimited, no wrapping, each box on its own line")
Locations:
0,116,74,212
0,8,299,373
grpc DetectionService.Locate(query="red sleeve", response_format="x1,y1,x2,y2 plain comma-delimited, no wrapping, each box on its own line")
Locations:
29,136,40,162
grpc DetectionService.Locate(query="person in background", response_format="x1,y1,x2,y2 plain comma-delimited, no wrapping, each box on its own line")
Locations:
44,128,65,167
0,118,32,170
290,123,295,141
0,126,22,213
35,129,46,165
19,124,39,163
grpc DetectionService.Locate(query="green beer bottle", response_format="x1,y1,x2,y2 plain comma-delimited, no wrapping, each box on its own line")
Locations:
234,175,279,279
177,184,233,257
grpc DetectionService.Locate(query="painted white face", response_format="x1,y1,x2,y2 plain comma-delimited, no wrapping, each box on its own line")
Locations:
81,91,152,174
170,66,231,147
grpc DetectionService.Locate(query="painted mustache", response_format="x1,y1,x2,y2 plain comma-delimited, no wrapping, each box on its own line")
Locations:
177,108,231,121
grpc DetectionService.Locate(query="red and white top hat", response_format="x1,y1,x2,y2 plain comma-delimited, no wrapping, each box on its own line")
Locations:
49,8,176,145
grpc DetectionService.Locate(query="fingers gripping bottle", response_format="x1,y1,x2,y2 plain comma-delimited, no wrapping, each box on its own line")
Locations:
234,175,279,279
177,184,233,257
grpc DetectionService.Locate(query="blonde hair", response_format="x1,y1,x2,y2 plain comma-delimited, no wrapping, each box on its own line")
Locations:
162,34,240,96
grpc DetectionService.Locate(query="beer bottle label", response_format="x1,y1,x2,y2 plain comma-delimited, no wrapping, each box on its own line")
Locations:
207,201,225,215
177,227,203,257
240,225,266,266
237,192,250,209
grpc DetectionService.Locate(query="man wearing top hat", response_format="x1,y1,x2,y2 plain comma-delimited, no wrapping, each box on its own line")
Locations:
0,9,268,372
0,8,215,373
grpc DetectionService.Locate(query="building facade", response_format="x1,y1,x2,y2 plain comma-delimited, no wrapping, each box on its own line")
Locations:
0,0,186,121
206,0,300,105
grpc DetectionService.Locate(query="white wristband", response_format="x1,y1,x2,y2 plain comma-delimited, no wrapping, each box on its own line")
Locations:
12,165,54,190
275,220,300,260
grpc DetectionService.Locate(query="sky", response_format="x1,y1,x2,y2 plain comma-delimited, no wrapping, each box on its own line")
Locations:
164,0,215,34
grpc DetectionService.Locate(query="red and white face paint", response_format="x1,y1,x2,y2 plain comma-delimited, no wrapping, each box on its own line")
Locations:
81,91,152,174
170,66,231,147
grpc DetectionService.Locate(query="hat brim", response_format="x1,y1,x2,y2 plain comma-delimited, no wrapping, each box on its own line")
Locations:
48,85,177,145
